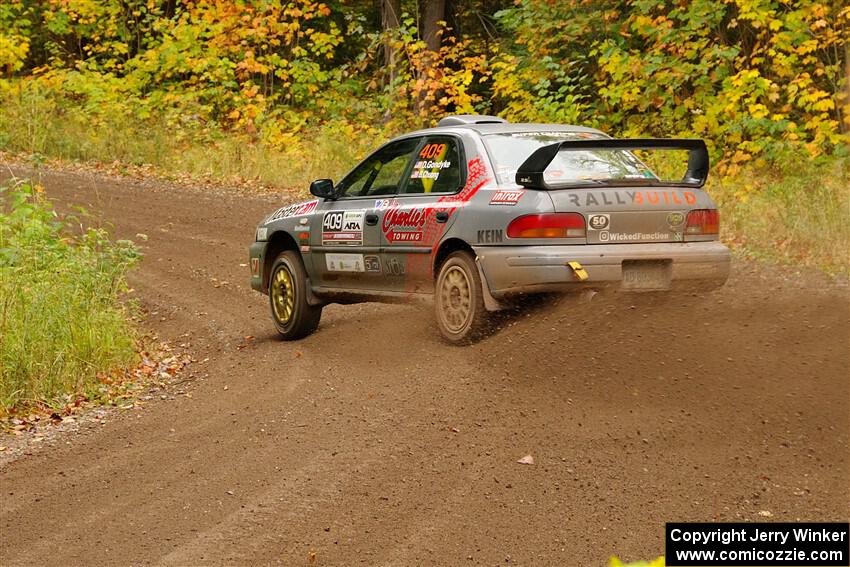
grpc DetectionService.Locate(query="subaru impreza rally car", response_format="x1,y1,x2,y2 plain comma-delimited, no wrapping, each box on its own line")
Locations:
249,115,730,344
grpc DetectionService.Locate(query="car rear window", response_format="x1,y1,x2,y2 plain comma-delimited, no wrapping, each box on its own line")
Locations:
483,131,657,186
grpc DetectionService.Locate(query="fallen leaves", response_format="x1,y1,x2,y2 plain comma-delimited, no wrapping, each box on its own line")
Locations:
1,335,192,436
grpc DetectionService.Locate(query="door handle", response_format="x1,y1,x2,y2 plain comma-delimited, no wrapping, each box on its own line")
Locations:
435,211,449,223
365,213,379,226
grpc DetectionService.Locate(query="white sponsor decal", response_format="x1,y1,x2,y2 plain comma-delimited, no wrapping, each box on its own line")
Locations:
374,198,398,210
322,210,364,246
587,213,610,230
326,253,364,272
414,159,451,170
267,200,318,222
599,231,670,242
364,255,381,273
410,169,441,180
256,227,268,241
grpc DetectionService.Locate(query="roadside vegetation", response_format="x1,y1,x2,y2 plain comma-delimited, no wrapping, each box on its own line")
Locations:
1,1,847,273
0,178,140,416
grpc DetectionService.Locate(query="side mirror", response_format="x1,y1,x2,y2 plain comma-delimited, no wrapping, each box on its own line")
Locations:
310,179,336,199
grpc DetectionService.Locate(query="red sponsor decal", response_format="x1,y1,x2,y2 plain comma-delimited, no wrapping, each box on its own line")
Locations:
250,257,259,276
382,205,430,233
324,232,359,241
386,230,423,243
490,190,525,206
401,157,492,291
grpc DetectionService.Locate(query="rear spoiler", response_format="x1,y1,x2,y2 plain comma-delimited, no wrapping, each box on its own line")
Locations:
515,138,709,190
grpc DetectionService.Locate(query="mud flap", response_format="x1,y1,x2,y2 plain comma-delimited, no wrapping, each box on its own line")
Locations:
304,277,325,306
475,256,508,312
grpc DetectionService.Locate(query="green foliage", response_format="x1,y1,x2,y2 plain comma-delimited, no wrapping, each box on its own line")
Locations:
1,0,846,163
0,0,847,280
493,0,849,166
0,178,141,414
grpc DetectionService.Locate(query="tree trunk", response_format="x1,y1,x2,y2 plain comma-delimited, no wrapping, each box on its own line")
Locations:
417,0,446,116
381,0,401,85
420,0,446,54
843,40,849,134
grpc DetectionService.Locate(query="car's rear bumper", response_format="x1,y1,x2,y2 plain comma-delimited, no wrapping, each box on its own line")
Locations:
473,241,731,296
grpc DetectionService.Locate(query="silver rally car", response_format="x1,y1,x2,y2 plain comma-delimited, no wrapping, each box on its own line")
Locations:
249,115,730,343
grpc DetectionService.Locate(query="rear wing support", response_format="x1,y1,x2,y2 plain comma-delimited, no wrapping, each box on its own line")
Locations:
515,138,710,190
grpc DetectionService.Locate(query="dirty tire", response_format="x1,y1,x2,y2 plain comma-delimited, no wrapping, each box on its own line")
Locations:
435,250,490,345
269,250,322,340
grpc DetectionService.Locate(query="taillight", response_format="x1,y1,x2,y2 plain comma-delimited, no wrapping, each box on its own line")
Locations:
507,213,586,239
685,209,719,235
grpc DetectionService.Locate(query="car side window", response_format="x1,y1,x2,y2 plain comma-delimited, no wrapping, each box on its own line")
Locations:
401,136,463,195
336,137,422,198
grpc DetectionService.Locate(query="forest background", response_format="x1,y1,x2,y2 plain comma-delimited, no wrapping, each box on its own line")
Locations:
1,0,848,271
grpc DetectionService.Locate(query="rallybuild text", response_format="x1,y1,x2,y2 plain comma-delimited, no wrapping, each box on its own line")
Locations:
665,522,849,566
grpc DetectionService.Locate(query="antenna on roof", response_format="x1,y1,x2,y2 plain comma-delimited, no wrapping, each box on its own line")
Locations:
437,115,508,127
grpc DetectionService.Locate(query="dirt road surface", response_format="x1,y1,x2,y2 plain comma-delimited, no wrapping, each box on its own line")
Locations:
1,168,848,566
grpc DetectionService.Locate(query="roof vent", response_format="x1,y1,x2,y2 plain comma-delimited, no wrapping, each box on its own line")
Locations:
437,114,508,127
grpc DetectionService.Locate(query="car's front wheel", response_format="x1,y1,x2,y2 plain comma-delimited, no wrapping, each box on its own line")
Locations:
269,251,322,340
435,251,490,345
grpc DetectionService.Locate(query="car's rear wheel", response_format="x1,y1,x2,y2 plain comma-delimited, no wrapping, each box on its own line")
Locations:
435,251,490,344
269,251,322,340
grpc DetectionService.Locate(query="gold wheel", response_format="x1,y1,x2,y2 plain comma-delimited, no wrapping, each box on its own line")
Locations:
271,264,296,325
438,264,472,333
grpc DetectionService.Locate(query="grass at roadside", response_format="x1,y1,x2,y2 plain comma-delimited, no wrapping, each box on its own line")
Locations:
0,178,141,416
710,156,849,276
0,83,377,188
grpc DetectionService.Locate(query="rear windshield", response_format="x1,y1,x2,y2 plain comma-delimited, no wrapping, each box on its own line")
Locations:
483,131,657,186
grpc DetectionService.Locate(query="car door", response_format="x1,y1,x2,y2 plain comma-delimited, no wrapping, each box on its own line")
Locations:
311,136,423,291
378,134,467,294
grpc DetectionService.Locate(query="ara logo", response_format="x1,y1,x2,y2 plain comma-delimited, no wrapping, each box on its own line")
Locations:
588,214,610,230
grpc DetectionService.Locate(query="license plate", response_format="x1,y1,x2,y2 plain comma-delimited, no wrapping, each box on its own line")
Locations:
621,260,672,291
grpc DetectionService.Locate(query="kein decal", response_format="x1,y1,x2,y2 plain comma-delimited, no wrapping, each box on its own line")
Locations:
477,229,503,243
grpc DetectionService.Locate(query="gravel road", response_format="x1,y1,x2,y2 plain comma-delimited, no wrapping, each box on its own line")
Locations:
1,168,847,566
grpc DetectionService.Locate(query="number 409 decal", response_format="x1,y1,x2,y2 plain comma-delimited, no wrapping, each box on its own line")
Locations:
419,143,446,159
